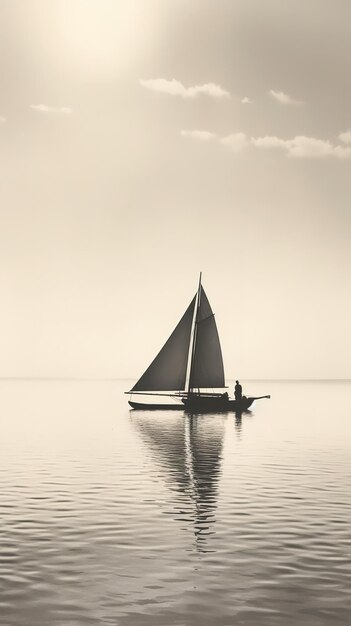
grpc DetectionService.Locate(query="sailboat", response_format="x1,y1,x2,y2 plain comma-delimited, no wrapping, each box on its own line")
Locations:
126,274,270,412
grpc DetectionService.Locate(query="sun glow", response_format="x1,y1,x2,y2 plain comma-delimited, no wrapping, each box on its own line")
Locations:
55,0,153,77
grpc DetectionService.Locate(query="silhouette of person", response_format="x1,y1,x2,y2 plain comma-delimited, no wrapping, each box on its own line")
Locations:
234,380,242,401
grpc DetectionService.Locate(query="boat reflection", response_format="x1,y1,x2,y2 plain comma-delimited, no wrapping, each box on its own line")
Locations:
233,409,252,437
131,411,226,551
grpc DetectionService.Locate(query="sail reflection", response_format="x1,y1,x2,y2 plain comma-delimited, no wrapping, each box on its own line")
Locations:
131,412,226,551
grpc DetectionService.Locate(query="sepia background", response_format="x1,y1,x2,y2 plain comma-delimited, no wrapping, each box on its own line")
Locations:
1,0,350,380
1,4,351,626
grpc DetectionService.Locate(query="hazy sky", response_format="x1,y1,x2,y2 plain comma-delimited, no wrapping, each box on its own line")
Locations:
1,0,350,379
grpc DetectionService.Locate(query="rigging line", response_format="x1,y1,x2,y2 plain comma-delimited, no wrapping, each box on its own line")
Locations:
197,313,215,324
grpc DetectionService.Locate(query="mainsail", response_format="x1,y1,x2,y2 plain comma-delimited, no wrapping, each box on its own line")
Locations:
189,286,225,389
131,297,196,392
129,276,225,395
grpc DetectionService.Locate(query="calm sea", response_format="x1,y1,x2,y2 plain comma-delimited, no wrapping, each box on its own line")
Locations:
0,380,350,626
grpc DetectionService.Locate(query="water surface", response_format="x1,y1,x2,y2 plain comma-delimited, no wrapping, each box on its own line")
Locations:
0,380,350,625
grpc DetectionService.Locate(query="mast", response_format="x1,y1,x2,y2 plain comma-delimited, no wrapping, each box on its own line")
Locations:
185,272,202,394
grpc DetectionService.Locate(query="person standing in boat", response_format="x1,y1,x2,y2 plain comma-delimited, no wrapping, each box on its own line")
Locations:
234,380,242,401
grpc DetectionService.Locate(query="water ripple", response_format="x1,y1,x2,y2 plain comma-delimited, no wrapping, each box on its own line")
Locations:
0,380,351,625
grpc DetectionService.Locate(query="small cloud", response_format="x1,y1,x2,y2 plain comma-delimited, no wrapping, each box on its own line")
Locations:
221,132,249,152
288,136,351,159
252,135,289,149
252,134,351,159
30,104,73,114
179,124,351,161
140,78,229,99
181,130,217,141
0,115,6,123
241,97,253,104
339,129,351,144
269,89,302,105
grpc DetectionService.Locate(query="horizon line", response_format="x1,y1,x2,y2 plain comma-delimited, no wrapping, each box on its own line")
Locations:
0,377,350,382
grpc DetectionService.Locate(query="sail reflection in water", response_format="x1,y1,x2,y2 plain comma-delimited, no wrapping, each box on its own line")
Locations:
131,412,225,550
